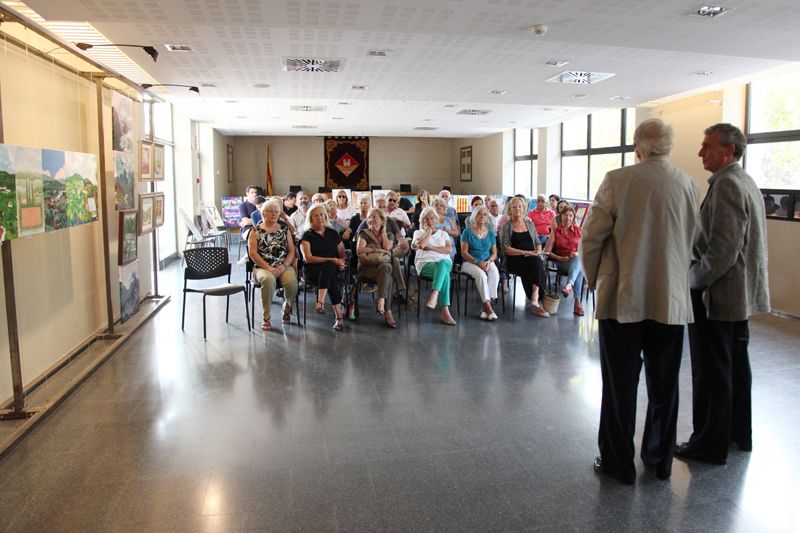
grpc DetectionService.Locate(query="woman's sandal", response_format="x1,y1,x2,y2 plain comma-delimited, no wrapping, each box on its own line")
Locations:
282,304,292,324
441,316,457,326
333,317,345,331
532,306,551,318
384,312,397,329
262,319,272,331
315,300,325,315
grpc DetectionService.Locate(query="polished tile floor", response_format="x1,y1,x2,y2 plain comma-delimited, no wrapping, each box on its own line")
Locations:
1,261,799,532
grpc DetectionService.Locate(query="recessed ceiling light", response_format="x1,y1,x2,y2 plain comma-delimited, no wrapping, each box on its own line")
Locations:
366,49,392,57
489,89,508,96
292,125,318,129
422,119,433,122
235,116,248,119
338,101,353,106
413,126,438,130
688,5,730,18
457,109,492,116
545,59,569,67
695,70,714,75
543,107,554,111
225,100,239,103
164,43,193,52
290,105,327,112
609,95,631,101
272,116,281,119
443,104,456,108
509,121,516,124
572,94,591,99
707,98,722,104
332,117,344,120
253,83,270,88
351,84,368,90
200,83,218,88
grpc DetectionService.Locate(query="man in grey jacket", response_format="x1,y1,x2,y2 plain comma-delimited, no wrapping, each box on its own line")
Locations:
581,118,699,484
675,123,770,465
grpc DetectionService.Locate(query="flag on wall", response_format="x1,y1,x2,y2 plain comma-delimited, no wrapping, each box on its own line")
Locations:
266,144,274,196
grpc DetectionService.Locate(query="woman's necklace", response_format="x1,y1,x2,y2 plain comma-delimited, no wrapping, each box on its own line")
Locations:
474,225,487,238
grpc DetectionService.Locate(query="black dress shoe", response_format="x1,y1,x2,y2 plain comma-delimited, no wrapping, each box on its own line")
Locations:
733,440,752,452
644,463,671,481
593,456,634,485
674,442,726,465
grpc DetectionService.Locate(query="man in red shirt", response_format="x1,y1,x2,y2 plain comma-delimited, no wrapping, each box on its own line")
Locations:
527,193,555,246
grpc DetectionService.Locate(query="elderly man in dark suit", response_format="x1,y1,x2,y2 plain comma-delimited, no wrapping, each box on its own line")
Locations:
581,118,699,484
675,123,770,465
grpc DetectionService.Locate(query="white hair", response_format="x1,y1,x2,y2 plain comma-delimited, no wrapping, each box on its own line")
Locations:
634,118,674,158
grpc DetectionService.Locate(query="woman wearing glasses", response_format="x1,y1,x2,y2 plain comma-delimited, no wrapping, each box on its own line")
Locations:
334,189,356,224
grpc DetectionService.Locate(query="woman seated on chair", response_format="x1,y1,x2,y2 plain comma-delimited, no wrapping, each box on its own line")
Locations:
432,197,458,263
412,189,430,229
300,204,347,331
412,207,456,325
498,196,550,318
356,208,398,328
326,199,350,237
460,205,499,321
248,199,299,331
544,204,585,317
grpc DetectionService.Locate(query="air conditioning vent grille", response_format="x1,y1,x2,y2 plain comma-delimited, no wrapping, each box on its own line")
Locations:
413,126,439,130
282,57,342,73
546,71,615,85
290,105,327,112
456,109,491,116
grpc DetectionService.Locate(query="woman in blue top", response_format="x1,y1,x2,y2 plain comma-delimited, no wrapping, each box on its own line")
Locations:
460,205,499,321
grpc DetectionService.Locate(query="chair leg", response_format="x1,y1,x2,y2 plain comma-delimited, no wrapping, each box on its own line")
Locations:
354,282,360,320
295,291,301,324
202,295,207,339
417,277,422,318
251,286,256,328
225,295,230,323
243,291,251,331
181,290,187,330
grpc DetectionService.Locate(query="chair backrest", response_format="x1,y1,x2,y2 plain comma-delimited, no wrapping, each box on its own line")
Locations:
184,247,232,280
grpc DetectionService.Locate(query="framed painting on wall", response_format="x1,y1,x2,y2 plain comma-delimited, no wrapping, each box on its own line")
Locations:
460,145,472,182
138,194,155,234
153,193,165,227
118,209,138,265
139,142,153,181
152,143,165,181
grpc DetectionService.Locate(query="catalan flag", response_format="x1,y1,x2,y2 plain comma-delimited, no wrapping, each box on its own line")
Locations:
266,144,274,196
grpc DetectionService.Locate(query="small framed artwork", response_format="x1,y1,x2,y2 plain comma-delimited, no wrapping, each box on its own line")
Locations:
227,144,234,183
153,143,165,181
138,194,155,234
118,209,138,265
153,193,165,227
460,145,472,182
139,142,153,181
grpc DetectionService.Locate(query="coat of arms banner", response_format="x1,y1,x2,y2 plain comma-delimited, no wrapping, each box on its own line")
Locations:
324,137,369,191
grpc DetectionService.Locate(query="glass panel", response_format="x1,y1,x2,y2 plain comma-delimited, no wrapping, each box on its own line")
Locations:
562,115,588,151
561,155,588,199
625,108,636,145
623,150,637,166
152,102,173,142
744,141,800,189
531,129,539,156
143,102,152,141
531,158,538,196
515,128,531,157
590,109,622,148
590,153,623,200
515,160,532,198
156,145,177,261
749,74,800,134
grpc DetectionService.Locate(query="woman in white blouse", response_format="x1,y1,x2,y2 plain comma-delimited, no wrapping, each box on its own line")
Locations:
411,207,456,325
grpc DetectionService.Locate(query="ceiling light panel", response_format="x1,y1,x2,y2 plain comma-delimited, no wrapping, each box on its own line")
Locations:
290,105,327,112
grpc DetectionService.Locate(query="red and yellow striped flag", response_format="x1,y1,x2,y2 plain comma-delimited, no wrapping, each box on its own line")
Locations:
266,144,274,196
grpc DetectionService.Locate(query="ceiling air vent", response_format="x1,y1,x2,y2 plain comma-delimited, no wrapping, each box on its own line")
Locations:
414,126,439,131
165,43,193,52
688,5,730,18
546,71,615,85
253,83,271,88
290,105,327,112
456,109,491,116
366,49,392,57
545,59,569,67
200,83,218,88
292,125,318,129
282,57,342,72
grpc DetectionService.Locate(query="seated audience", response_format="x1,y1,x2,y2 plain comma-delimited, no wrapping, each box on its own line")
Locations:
300,204,347,331
356,196,409,299
548,194,560,212
248,199,299,331
289,190,311,242
498,196,550,318
551,199,570,231
311,192,327,205
283,191,297,216
432,197,458,262
545,204,585,316
527,194,556,246
356,208,398,328
412,207,456,325
412,189,430,228
438,189,461,234
335,190,356,223
460,206,499,321
386,190,412,235
238,184,259,239
465,196,496,232
250,195,267,226
326,199,349,236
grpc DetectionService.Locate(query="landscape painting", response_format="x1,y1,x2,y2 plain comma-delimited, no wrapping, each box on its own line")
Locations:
0,145,18,240
111,90,135,153
139,142,152,181
153,143,164,181
64,151,99,225
139,194,154,234
114,151,135,210
118,210,138,265
42,148,67,230
153,193,165,227
15,146,45,237
119,259,140,323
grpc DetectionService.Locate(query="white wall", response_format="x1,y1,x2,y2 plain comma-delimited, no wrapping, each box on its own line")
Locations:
0,45,153,402
450,132,505,195
172,109,194,250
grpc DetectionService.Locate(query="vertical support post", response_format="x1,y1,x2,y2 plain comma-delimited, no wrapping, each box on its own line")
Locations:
0,82,26,414
147,101,161,298
95,78,115,334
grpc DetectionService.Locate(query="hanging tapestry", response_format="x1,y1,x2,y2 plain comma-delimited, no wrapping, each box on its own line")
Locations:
324,137,369,191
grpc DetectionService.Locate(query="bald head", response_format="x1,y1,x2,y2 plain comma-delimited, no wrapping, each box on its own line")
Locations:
634,118,674,160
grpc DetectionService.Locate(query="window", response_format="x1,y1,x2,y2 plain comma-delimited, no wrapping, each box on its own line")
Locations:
144,102,178,262
513,128,538,197
560,108,636,200
746,74,800,190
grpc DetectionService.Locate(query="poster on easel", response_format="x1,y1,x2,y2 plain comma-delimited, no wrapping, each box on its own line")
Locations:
221,196,244,227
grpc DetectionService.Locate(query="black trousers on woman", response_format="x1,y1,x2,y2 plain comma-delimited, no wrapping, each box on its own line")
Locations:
505,255,547,300
305,262,342,305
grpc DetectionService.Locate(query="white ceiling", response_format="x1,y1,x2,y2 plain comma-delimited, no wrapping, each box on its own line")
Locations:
24,0,800,137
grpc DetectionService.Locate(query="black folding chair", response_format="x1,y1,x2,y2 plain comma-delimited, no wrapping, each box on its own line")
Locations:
245,259,300,327
181,247,250,338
